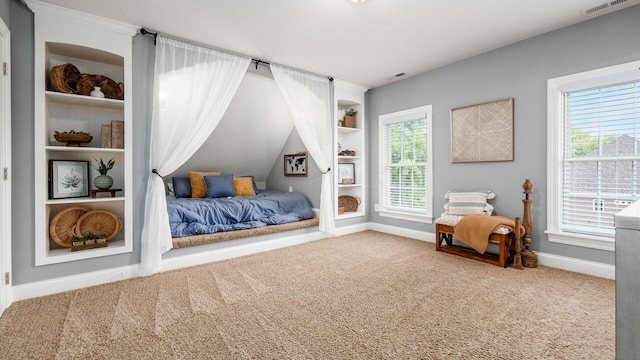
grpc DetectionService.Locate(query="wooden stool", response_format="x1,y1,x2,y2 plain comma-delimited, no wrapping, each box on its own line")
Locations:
89,188,122,198
435,223,513,267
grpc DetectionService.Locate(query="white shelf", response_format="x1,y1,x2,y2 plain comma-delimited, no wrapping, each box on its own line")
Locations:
46,91,124,110
46,146,125,153
46,196,124,205
338,126,361,133
40,239,129,266
334,80,368,219
338,184,362,188
337,211,366,220
30,1,134,266
338,156,362,160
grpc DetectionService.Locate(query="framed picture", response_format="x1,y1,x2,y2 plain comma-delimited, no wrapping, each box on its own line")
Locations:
338,163,355,185
450,98,514,162
284,153,307,177
49,160,89,199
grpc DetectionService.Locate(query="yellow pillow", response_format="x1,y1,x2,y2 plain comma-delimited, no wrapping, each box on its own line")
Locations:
189,171,221,198
234,177,256,196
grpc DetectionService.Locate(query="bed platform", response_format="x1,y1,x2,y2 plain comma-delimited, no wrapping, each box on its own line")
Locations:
172,217,319,248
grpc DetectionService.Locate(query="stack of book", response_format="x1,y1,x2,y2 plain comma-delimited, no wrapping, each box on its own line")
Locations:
100,120,124,149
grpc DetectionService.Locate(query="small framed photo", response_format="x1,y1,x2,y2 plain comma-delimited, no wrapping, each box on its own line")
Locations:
338,163,355,185
284,153,307,177
49,160,89,199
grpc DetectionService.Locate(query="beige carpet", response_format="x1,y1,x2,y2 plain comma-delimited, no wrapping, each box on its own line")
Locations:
0,231,614,359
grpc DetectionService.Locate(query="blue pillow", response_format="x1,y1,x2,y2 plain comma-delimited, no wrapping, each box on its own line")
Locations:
204,174,236,198
172,177,192,198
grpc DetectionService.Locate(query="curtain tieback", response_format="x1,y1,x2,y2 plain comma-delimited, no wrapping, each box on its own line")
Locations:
321,167,331,174
152,169,163,178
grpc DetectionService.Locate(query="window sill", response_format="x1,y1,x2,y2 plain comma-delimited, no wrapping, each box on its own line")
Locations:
545,230,615,252
379,210,433,224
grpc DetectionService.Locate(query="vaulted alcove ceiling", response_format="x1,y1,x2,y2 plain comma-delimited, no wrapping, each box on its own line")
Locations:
41,0,640,87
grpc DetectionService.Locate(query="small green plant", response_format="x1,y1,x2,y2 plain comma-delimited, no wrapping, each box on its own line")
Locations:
93,157,115,175
54,130,90,135
72,232,106,243
346,109,357,116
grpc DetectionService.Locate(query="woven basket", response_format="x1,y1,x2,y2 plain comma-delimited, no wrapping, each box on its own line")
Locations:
338,195,360,212
73,209,122,241
76,74,124,100
50,63,81,94
49,206,91,248
343,115,356,128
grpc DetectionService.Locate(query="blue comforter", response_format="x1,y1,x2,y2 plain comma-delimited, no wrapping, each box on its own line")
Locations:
167,190,314,238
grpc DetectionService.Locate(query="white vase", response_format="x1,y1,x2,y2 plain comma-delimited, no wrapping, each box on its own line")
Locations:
90,86,105,98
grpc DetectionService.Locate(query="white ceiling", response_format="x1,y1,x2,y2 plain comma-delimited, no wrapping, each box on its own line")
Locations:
41,0,640,88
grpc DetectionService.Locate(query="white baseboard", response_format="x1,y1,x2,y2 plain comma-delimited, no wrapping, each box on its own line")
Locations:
13,264,140,302
536,252,615,280
358,222,615,279
12,222,615,301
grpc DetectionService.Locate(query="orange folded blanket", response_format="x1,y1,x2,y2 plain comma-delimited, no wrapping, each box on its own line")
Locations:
453,215,517,254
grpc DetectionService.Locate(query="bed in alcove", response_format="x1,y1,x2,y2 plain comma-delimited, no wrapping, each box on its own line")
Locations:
165,66,321,249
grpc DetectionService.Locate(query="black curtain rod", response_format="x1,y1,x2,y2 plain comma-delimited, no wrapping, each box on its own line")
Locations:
140,28,332,82
140,28,157,45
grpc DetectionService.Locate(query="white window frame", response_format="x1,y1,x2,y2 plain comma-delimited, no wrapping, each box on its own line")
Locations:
547,60,640,251
378,105,433,223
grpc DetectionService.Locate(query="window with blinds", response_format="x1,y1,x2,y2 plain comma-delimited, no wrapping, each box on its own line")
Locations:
378,105,432,222
561,81,640,237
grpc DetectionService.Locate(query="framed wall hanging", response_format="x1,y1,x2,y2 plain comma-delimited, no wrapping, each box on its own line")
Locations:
450,98,514,162
49,160,90,199
284,153,308,176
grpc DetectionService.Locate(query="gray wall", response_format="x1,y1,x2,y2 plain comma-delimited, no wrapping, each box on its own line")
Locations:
366,5,640,265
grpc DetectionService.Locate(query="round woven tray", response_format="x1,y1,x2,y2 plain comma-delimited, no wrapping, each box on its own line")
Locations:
50,63,81,94
76,74,124,99
49,206,91,248
73,209,122,241
338,195,360,212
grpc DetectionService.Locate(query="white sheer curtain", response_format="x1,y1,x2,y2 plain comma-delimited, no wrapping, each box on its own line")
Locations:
271,64,335,234
140,36,250,276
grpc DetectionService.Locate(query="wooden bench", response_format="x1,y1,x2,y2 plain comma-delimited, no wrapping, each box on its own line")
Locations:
435,223,514,267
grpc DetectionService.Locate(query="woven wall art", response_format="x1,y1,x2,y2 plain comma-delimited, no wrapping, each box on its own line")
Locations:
450,98,514,162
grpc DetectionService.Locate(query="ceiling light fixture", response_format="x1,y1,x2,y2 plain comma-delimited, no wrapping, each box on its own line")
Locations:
350,0,367,3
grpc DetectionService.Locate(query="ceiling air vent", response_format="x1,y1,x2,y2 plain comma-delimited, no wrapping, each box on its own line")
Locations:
394,72,405,77
582,0,630,15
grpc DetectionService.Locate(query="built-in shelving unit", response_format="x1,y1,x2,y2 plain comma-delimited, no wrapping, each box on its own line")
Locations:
333,80,368,219
27,0,137,265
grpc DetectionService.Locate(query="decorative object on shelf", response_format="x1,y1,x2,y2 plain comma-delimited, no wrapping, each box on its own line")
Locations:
49,63,81,94
53,130,93,147
73,209,122,242
338,195,361,212
338,163,355,184
89,86,104,98
284,152,308,177
76,74,124,100
338,206,345,215
90,188,122,198
111,120,125,149
49,206,91,248
520,178,538,268
101,124,112,148
71,232,108,252
343,109,357,128
49,160,90,199
92,157,115,190
338,149,356,156
450,98,514,162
